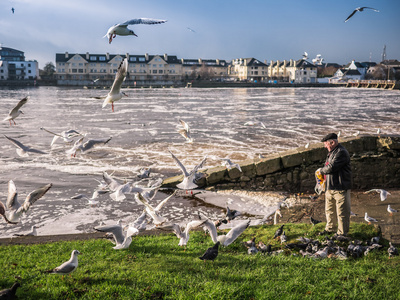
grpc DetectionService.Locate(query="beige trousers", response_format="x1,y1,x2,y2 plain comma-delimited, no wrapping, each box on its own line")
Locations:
325,190,351,235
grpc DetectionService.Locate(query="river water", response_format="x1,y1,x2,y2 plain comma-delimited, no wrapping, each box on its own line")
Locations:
0,86,399,238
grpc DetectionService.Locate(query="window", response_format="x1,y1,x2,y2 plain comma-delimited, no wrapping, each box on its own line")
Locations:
152,70,157,74
99,56,106,61
130,57,137,62
90,56,97,61
139,57,145,62
159,70,163,74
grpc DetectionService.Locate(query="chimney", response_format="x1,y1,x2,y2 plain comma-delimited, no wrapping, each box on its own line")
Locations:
86,52,89,60
216,59,220,65
198,58,202,64
106,52,109,60
65,52,69,59
145,53,149,61
164,53,168,61
290,59,293,67
126,53,129,60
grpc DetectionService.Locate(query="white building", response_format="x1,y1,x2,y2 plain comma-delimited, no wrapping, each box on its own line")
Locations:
0,46,39,80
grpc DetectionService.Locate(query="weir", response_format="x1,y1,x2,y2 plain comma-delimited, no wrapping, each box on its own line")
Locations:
163,135,400,193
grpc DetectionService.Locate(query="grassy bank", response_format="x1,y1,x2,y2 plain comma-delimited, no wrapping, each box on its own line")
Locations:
1,223,399,299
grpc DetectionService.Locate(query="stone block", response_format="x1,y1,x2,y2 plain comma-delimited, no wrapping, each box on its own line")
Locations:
280,149,304,168
301,147,327,164
255,154,282,175
378,136,400,150
240,160,257,178
227,167,242,179
205,166,227,185
162,175,183,187
340,137,364,154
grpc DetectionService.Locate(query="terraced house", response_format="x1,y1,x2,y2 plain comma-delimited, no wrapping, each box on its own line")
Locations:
55,52,228,86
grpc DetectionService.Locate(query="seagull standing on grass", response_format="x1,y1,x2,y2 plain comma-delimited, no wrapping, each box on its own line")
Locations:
387,205,398,216
364,212,378,224
345,7,380,22
47,250,81,278
104,18,167,44
102,58,128,112
0,180,52,224
3,96,28,125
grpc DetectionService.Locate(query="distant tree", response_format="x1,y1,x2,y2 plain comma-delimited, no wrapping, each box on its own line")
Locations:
43,62,55,77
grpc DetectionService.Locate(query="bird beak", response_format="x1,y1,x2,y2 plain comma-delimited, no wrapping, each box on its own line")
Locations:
133,33,138,37
123,92,128,97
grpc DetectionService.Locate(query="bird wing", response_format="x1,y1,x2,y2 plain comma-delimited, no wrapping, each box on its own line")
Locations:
344,10,357,22
81,137,112,151
224,220,250,246
190,156,207,176
361,7,379,12
135,192,155,212
121,18,167,26
184,219,207,234
202,219,218,243
21,183,52,212
109,59,128,95
4,135,27,151
6,180,19,209
179,119,190,132
0,201,5,217
169,151,189,176
102,172,121,191
94,223,125,245
9,96,28,115
40,127,62,137
154,190,177,212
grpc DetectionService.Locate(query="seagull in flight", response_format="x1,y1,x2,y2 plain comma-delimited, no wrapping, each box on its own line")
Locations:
4,135,47,157
202,219,250,247
134,191,176,226
94,220,133,250
66,136,112,157
102,58,128,112
3,96,28,125
169,151,207,191
0,180,52,224
177,119,193,143
40,127,82,146
345,7,379,22
364,189,391,201
104,18,167,44
221,158,242,172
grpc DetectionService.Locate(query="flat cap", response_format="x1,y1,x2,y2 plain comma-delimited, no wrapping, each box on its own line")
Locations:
321,133,338,142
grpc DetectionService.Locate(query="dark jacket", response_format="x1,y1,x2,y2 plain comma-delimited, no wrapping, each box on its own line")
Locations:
320,143,352,191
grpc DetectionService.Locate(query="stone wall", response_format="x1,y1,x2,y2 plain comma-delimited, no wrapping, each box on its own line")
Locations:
162,135,400,193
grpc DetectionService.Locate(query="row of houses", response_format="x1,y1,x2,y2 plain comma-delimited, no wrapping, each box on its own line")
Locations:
54,51,323,85
1,46,398,85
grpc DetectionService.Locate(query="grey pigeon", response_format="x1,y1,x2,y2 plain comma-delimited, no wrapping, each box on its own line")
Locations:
273,225,284,239
0,282,20,299
388,242,398,258
199,241,220,261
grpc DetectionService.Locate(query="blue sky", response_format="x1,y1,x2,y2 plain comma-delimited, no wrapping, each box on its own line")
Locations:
0,0,399,68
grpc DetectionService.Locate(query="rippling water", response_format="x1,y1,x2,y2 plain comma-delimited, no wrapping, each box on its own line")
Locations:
1,86,399,237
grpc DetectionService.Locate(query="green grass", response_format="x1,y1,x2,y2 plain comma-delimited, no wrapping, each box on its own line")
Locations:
1,223,399,299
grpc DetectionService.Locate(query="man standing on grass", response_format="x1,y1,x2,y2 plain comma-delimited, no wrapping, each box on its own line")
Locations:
317,133,352,237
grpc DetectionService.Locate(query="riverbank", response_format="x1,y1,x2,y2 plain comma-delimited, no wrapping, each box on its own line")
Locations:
1,189,398,246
